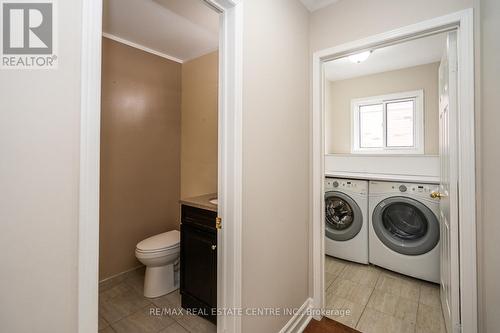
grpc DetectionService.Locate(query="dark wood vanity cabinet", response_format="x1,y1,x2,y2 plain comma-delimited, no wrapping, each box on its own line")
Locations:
180,205,217,324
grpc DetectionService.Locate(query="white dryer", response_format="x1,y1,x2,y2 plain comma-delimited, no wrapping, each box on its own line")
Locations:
325,178,369,264
368,181,440,283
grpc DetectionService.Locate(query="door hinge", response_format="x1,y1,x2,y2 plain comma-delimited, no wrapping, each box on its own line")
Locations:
216,217,222,230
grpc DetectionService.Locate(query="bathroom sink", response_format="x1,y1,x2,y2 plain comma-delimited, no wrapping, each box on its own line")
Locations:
209,198,218,205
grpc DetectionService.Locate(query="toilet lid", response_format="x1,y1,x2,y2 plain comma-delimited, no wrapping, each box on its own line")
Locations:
136,230,180,252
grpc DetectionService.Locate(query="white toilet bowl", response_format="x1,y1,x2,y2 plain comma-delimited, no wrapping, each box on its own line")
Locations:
135,230,180,298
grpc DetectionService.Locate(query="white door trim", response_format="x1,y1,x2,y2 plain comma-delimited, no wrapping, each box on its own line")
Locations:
78,1,243,332
311,9,477,332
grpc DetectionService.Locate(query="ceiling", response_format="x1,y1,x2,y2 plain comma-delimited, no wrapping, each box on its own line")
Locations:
103,0,219,63
324,33,447,82
299,0,339,12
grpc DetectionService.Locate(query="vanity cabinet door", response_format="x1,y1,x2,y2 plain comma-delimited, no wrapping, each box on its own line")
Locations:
180,222,217,322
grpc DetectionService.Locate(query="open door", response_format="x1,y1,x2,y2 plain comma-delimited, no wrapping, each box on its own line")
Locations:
438,31,460,333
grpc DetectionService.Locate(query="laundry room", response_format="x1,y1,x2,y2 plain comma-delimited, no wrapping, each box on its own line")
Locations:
320,31,458,333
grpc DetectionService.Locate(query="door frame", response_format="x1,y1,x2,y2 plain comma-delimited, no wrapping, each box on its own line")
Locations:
78,1,243,332
311,9,477,332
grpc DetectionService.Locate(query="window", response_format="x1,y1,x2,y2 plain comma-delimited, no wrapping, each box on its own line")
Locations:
351,90,424,154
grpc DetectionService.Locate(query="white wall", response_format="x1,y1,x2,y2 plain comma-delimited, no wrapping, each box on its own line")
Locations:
0,1,82,332
478,0,500,331
241,0,310,332
310,0,474,53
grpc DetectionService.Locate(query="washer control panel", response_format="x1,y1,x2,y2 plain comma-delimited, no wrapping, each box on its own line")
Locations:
325,178,368,195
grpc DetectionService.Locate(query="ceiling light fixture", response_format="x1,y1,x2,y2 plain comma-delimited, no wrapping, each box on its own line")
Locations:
348,50,372,63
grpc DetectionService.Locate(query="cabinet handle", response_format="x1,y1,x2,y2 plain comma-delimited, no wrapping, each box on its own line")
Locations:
211,245,217,250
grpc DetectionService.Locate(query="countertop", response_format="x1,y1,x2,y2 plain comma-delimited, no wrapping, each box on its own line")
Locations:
325,171,439,184
179,193,218,212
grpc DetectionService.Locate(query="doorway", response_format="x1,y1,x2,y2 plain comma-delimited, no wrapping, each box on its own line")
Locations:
78,0,243,332
311,9,476,333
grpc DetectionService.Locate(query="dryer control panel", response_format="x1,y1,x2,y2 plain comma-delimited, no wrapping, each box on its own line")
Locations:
369,181,439,200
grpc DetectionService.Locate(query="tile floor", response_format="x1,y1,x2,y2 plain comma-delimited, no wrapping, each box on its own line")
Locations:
98,267,216,333
324,255,446,333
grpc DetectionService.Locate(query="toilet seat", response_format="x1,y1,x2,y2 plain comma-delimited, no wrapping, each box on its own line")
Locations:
136,230,180,254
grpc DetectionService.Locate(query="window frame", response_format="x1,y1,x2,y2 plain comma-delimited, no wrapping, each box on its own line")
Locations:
351,90,424,155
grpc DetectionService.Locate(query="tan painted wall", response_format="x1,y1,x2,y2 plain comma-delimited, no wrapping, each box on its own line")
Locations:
180,52,218,199
478,0,500,331
99,38,182,280
241,0,310,332
0,1,81,331
325,63,440,154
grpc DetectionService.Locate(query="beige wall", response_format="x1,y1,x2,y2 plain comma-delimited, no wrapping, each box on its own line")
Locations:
325,62,440,154
180,52,218,199
241,0,310,332
478,0,500,331
0,1,81,332
2,1,492,332
99,38,182,280
310,0,474,53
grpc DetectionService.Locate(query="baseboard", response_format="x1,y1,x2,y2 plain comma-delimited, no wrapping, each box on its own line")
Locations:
279,298,314,333
99,265,144,285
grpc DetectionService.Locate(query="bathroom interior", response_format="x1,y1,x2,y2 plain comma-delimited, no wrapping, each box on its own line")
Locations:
322,31,457,333
98,0,219,332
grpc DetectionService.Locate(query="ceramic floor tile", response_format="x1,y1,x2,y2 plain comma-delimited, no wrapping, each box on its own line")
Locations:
393,296,419,324
328,278,374,306
151,290,214,333
419,282,441,309
99,289,152,324
111,305,174,333
366,290,399,314
125,274,145,296
100,282,135,302
340,263,381,289
123,266,146,280
324,293,365,329
366,290,418,324
99,326,116,333
325,272,337,291
171,312,216,333
356,307,415,333
399,279,421,301
152,290,182,309
158,322,190,333
325,256,348,276
100,274,128,293
416,303,446,333
375,272,420,301
99,314,110,330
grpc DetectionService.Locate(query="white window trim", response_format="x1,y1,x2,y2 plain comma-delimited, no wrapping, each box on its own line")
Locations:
350,90,424,155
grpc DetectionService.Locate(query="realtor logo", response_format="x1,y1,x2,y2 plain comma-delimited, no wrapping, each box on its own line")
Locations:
1,0,57,69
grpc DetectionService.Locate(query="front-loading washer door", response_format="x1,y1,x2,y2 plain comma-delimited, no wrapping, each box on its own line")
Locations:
372,196,439,255
325,191,363,241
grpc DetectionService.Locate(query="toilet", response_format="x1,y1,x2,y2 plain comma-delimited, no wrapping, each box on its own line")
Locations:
135,230,180,298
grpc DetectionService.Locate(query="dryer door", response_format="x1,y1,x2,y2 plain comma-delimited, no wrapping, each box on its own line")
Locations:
325,191,363,241
372,196,439,255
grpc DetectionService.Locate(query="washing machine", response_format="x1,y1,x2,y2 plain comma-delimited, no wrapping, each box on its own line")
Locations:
368,181,440,283
325,178,369,264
